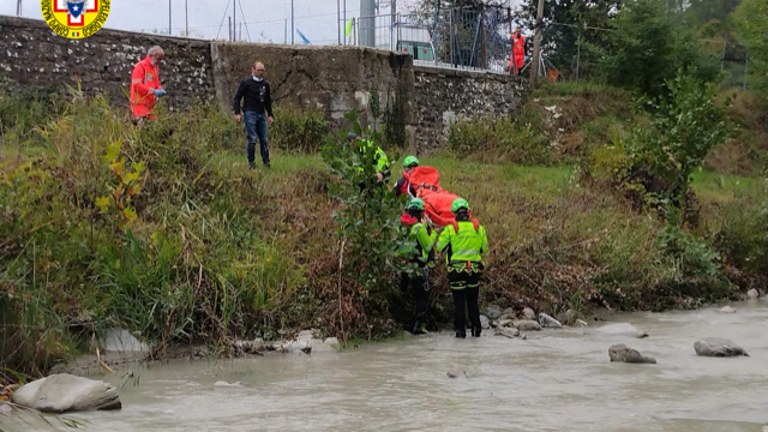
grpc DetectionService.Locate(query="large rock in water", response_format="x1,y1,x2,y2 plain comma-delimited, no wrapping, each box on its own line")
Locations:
479,315,491,330
513,320,542,332
482,305,502,320
538,313,563,329
608,344,657,364
596,323,648,338
747,289,759,300
521,307,536,321
12,374,121,413
694,338,749,357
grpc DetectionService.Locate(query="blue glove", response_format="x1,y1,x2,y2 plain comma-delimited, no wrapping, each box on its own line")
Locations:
153,89,166,97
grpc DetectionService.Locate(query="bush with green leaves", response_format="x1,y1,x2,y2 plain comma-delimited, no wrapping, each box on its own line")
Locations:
627,70,731,208
447,116,553,165
320,109,409,339
732,0,768,94
268,106,330,153
587,0,719,98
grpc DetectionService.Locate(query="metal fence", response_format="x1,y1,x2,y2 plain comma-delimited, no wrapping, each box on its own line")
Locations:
341,6,516,75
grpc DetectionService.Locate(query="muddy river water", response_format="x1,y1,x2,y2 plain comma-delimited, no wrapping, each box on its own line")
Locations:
5,301,768,432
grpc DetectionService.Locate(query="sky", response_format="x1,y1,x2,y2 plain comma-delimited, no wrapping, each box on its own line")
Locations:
4,0,523,46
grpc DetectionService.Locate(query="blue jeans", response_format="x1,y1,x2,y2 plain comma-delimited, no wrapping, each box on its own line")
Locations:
243,111,270,166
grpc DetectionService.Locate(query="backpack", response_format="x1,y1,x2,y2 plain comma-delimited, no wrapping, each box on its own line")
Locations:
451,218,480,234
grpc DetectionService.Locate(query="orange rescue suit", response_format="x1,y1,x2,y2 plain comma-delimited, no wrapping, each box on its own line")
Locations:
130,56,163,119
510,34,526,75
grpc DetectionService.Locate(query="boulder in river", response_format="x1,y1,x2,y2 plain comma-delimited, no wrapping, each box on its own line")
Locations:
521,307,536,321
482,305,502,320
575,319,589,327
480,315,491,329
596,323,648,338
747,289,759,300
538,313,563,329
718,306,737,314
496,319,514,328
214,381,244,389
12,374,121,413
103,327,149,353
501,308,516,320
557,309,577,326
446,368,466,379
694,338,749,357
514,320,542,332
280,340,312,354
493,327,520,339
608,344,657,364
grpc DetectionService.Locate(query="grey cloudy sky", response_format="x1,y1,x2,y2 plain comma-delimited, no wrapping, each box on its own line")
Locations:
6,0,522,45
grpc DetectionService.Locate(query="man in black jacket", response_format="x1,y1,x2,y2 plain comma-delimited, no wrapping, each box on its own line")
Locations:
234,61,274,168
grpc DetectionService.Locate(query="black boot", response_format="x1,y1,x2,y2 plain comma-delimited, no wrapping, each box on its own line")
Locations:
455,330,467,338
472,327,482,337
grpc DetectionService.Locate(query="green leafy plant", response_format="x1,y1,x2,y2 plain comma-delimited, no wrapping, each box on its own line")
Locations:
268,106,329,153
628,70,732,211
320,108,404,340
97,141,144,229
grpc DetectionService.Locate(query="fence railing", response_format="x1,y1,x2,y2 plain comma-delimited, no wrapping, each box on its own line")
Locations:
340,7,517,75
339,13,752,88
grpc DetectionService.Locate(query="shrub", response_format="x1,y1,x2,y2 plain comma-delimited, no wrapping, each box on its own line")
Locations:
447,116,553,165
628,71,731,210
587,0,719,98
0,88,311,380
269,106,329,153
320,109,405,342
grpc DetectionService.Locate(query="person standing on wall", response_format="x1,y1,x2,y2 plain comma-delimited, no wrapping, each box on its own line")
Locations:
233,61,274,169
510,27,527,76
130,46,167,123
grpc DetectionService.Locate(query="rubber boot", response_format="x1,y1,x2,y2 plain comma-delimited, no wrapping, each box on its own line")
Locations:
471,327,482,337
455,330,467,339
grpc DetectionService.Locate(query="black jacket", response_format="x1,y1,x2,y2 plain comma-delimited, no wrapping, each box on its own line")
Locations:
233,77,274,117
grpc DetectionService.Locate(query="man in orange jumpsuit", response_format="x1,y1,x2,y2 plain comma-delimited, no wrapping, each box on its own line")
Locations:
510,27,526,76
130,46,167,122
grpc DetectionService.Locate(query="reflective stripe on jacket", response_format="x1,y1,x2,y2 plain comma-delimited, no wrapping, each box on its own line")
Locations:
436,220,488,273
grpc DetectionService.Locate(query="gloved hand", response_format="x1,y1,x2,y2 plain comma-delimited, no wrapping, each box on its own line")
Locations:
153,89,166,97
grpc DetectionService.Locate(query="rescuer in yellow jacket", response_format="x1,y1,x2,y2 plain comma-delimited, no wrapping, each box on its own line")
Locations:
436,198,488,338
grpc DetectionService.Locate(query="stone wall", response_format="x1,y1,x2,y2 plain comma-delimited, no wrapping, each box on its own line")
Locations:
0,15,526,150
413,66,527,150
0,16,215,111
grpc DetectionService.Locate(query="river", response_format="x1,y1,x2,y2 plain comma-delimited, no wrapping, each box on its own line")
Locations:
4,301,767,432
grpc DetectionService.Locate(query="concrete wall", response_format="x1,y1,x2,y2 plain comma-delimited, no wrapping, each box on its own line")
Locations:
210,43,414,131
0,15,525,150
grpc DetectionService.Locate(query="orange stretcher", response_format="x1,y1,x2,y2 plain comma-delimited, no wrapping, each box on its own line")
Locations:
402,166,462,227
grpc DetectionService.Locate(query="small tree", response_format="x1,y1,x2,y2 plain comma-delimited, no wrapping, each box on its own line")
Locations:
320,109,404,339
588,0,719,97
628,70,731,214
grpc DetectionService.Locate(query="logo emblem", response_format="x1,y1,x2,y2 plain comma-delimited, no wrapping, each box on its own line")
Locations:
41,0,111,40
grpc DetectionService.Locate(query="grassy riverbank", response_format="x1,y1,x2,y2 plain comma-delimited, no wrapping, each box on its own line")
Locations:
1,85,766,383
